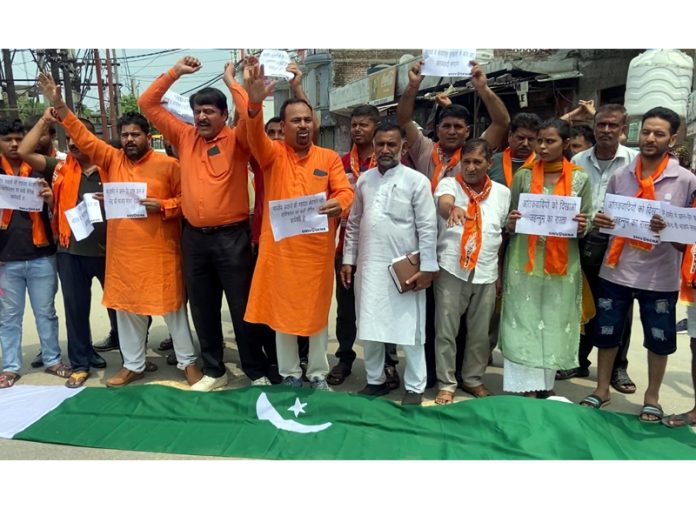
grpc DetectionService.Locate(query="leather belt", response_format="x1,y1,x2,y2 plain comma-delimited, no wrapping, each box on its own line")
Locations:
184,219,249,234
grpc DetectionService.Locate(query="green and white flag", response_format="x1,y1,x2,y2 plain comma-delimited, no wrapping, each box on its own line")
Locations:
2,384,695,460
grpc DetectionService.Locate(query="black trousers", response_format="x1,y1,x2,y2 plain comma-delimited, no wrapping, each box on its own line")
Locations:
250,247,278,367
334,254,397,368
181,221,270,379
578,236,631,372
57,253,118,372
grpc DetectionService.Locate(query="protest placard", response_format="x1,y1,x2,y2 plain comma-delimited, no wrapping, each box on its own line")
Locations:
103,182,147,220
269,192,329,241
600,193,660,245
162,91,194,125
64,201,94,241
515,193,581,238
83,193,103,223
259,50,294,80
0,174,43,212
658,202,696,244
421,49,476,77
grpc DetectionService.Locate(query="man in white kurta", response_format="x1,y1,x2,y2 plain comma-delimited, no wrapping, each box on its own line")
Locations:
342,122,438,405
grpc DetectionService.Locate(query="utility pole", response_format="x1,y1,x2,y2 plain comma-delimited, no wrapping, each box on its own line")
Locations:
0,61,4,116
60,49,75,113
2,49,18,118
111,48,120,117
93,49,109,141
131,78,139,100
105,49,117,139
48,50,68,149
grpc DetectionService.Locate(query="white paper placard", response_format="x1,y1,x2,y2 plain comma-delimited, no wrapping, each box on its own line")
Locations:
421,49,476,77
82,193,103,223
259,49,294,80
600,193,660,245
103,182,147,220
269,192,329,241
515,193,581,238
64,200,94,241
657,202,696,244
0,174,43,212
162,90,194,125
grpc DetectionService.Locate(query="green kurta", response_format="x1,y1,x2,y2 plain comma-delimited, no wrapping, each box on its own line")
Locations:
499,166,592,371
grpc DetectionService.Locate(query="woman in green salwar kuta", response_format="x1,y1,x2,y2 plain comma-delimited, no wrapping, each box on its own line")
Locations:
499,119,592,398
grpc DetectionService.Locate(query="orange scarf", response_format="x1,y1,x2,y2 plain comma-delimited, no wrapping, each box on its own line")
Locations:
525,159,574,276
606,154,669,268
681,244,696,303
502,148,536,187
680,195,696,303
349,145,376,182
456,173,492,271
0,157,49,247
52,156,107,247
431,143,461,192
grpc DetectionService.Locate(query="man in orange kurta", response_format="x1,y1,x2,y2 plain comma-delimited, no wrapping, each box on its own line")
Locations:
242,64,353,390
42,74,203,388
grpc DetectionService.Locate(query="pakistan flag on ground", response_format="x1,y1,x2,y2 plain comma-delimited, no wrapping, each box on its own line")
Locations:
1,385,695,459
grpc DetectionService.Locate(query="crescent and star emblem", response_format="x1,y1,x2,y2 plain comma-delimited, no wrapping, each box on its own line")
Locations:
255,392,332,434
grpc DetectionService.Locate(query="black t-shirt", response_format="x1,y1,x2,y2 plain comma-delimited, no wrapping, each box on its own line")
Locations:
0,168,56,262
57,168,107,257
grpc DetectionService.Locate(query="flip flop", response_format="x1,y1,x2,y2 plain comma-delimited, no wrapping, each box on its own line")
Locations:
65,370,90,389
44,363,72,379
661,412,696,428
639,403,663,423
579,393,610,409
0,372,21,389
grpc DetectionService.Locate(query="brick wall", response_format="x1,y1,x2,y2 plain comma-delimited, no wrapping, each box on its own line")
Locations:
329,49,419,87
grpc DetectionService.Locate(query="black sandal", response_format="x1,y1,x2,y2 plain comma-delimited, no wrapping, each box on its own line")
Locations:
611,368,636,394
326,363,351,385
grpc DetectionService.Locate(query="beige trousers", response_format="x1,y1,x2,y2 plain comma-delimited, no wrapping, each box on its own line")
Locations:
434,270,497,391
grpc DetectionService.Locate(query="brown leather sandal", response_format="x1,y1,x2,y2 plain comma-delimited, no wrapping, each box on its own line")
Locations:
461,384,494,398
0,371,21,388
44,363,72,379
434,389,454,405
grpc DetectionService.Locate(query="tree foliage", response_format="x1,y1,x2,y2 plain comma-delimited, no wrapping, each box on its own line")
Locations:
119,94,139,114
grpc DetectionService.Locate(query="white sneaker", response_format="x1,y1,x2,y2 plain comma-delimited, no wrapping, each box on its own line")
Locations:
310,377,333,392
190,373,228,392
251,376,272,386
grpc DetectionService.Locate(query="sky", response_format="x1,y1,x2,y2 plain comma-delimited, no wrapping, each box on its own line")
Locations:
5,48,258,112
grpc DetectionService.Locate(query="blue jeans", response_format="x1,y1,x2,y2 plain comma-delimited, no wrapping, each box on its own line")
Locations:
0,256,60,373
592,279,678,356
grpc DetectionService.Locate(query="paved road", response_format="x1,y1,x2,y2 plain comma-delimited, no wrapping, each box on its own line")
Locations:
1,278,694,459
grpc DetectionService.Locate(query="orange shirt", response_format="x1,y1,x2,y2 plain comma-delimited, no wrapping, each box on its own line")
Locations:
243,112,354,336
138,69,251,227
62,111,184,316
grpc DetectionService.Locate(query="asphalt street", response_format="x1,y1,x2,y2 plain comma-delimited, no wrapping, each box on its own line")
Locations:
1,279,694,459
